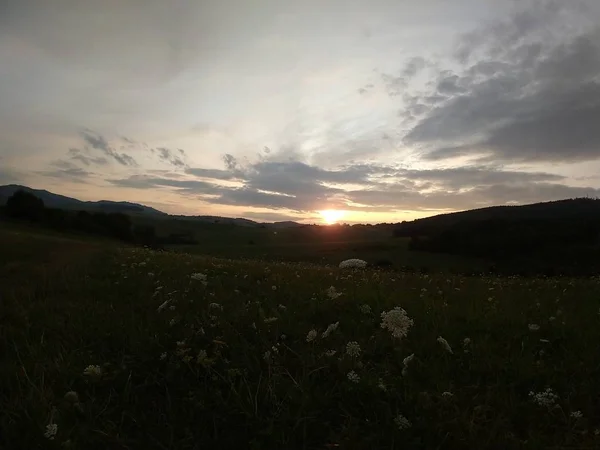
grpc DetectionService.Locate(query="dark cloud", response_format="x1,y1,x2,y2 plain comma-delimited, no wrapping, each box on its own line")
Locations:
402,56,427,78
403,1,600,163
109,174,220,195
81,130,138,166
156,147,187,168
68,148,108,166
39,160,93,183
108,153,587,213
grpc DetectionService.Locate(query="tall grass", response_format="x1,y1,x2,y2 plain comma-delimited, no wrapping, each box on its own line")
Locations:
2,230,600,449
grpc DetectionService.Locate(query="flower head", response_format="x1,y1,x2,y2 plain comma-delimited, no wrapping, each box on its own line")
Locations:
306,329,318,343
326,286,343,299
191,272,207,281
346,341,361,357
44,423,58,440
339,259,368,269
394,414,411,430
529,388,558,408
359,304,372,314
64,391,79,403
83,365,102,378
380,307,414,339
347,370,360,383
570,410,583,419
528,324,540,331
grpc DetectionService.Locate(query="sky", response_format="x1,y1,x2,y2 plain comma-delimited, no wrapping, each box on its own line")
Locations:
1,0,600,224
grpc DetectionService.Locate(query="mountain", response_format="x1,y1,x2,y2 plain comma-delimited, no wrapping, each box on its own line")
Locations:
0,185,302,227
0,184,166,216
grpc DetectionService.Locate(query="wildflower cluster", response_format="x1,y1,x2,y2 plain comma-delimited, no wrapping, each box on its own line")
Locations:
380,307,413,339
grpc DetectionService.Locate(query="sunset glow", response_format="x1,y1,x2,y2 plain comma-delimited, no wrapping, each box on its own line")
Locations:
320,209,345,224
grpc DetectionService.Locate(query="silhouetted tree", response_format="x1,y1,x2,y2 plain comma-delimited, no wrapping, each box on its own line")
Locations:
6,190,45,221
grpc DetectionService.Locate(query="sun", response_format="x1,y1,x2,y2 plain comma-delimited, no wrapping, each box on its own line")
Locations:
319,209,345,224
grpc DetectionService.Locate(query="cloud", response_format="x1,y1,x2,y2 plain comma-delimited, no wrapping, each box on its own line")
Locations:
81,130,138,166
242,211,304,223
108,152,586,214
109,174,221,195
185,167,240,180
403,1,600,163
67,148,108,166
156,147,187,167
38,160,93,183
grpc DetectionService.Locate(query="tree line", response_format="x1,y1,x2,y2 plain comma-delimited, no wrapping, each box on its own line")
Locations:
0,190,193,248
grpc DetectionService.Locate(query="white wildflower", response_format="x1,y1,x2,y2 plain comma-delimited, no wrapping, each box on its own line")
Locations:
402,353,414,376
339,259,368,269
83,365,102,378
378,379,387,391
209,302,223,311
263,317,278,324
160,352,167,360
278,304,287,311
191,272,207,282
347,370,360,383
380,307,414,339
324,349,337,357
321,321,339,338
306,329,318,343
437,336,453,354
168,305,176,311
272,285,277,291
570,410,583,419
44,423,58,440
549,316,556,322
359,304,372,314
169,318,178,326
394,414,411,430
64,391,79,403
529,388,558,408
528,324,540,331
326,286,343,299
442,391,454,398
346,341,361,357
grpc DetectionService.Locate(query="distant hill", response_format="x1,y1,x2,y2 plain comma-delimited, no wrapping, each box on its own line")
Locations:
394,197,600,236
0,184,302,227
0,184,166,216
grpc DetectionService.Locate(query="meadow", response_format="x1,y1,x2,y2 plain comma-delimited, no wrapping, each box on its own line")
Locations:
2,223,600,449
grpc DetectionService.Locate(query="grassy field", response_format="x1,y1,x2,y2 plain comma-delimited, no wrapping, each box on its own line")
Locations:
2,225,600,449
161,223,485,273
